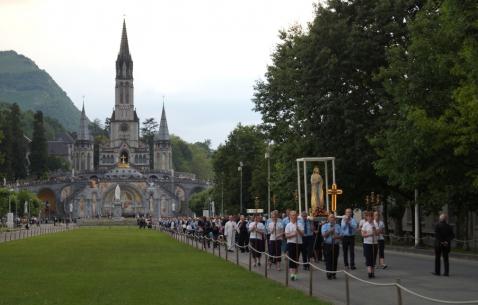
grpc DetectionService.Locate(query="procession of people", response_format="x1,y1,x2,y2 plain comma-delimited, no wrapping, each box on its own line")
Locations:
157,206,399,281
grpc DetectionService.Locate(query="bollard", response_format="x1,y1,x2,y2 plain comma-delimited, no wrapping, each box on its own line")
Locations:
236,246,239,265
249,251,252,271
310,265,314,297
345,273,350,305
285,257,289,287
225,243,228,261
396,279,403,305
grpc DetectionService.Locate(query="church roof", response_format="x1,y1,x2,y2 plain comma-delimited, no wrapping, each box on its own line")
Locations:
119,19,130,58
48,141,70,156
78,102,91,142
155,104,170,141
55,132,74,144
116,19,133,79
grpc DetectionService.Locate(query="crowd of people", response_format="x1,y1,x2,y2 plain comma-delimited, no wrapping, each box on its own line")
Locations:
159,207,389,281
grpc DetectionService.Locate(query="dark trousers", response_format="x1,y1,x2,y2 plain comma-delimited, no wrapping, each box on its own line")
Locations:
301,235,314,264
287,243,300,268
269,240,282,263
314,234,323,261
238,233,249,252
435,244,450,275
342,236,355,267
324,243,339,276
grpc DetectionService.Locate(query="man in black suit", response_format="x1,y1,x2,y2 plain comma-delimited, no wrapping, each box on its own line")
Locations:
434,213,454,276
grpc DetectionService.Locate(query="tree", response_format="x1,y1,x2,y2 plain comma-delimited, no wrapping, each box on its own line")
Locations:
141,118,158,169
211,124,267,214
253,0,418,212
189,189,213,216
373,0,478,241
9,103,27,179
30,111,48,178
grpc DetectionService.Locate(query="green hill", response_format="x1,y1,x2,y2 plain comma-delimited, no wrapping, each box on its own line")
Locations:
0,50,81,131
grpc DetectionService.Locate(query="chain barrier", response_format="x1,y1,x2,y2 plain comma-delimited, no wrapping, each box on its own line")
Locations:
159,226,478,305
0,224,78,244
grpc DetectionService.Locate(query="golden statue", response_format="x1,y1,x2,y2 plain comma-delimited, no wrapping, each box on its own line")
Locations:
310,166,324,212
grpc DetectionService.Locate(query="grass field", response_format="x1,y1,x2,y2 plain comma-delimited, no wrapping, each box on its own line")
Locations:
0,227,329,305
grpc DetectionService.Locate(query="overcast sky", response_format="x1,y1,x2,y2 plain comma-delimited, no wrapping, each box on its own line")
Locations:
0,0,317,147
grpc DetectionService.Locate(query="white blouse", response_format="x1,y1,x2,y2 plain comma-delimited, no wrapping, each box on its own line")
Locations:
374,220,385,240
285,222,304,244
362,221,378,244
248,221,265,240
268,220,284,241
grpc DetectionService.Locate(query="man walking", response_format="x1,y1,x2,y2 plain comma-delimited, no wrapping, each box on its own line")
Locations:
322,214,342,279
300,211,314,270
341,208,357,269
224,215,237,252
434,213,454,276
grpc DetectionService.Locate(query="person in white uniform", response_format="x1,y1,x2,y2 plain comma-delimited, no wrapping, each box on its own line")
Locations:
224,215,237,252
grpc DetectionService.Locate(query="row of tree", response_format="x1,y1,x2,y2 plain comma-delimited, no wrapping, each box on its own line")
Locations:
0,188,42,219
197,0,477,241
0,103,49,181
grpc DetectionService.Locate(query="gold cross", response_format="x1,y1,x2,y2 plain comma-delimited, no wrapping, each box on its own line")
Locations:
120,155,127,164
327,183,343,212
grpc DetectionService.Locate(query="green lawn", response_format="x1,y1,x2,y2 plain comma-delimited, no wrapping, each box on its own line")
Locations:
0,227,329,305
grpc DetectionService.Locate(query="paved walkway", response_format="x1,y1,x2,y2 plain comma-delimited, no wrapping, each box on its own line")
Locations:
170,232,478,305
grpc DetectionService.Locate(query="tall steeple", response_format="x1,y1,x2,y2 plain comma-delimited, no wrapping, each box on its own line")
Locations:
154,103,173,171
111,18,138,148
78,100,90,141
156,103,170,141
116,19,133,79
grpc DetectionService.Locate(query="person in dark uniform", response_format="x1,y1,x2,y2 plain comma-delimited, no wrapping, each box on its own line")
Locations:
434,213,454,276
237,215,249,253
321,214,342,279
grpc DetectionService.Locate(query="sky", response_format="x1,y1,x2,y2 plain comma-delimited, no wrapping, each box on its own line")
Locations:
0,0,317,147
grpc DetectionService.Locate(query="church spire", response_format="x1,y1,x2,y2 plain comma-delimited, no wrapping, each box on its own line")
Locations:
156,103,170,141
116,19,133,79
78,99,90,141
119,19,130,57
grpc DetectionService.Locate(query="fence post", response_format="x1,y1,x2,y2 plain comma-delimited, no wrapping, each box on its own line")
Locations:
396,279,403,305
218,240,221,257
345,273,350,305
236,246,239,265
265,254,268,278
225,242,228,261
285,256,289,287
212,242,216,256
309,266,314,297
248,251,252,271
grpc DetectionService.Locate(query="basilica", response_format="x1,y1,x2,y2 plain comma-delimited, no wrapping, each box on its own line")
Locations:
42,21,205,220
73,20,172,173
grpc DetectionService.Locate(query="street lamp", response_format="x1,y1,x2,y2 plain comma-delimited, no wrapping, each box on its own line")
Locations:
238,162,243,214
265,146,271,218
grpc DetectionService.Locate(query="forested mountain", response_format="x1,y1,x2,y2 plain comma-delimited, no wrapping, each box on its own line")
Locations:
0,50,81,131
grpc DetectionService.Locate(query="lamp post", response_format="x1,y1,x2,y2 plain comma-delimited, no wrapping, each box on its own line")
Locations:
265,146,271,218
238,162,243,214
8,188,13,213
221,174,224,216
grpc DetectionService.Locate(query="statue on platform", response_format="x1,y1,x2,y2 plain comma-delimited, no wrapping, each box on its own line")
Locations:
310,166,324,213
114,184,121,201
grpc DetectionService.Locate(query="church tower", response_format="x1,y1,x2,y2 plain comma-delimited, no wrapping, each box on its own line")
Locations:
110,19,140,148
154,104,173,171
74,102,94,172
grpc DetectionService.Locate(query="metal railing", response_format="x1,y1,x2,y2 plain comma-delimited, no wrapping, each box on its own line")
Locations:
158,227,478,305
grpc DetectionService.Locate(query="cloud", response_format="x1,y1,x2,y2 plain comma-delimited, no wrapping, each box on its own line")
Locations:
0,0,316,147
